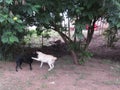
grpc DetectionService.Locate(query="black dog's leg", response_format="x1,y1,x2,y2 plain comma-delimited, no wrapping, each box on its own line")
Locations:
29,59,33,70
29,63,32,70
16,62,22,72
16,62,22,71
16,63,19,72
19,61,22,69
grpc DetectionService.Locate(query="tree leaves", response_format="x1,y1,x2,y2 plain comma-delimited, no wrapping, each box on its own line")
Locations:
0,14,8,23
0,0,120,46
5,0,13,4
117,23,120,28
1,31,19,44
0,0,3,3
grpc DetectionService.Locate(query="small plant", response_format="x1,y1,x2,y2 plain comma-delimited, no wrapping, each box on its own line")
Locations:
78,51,93,65
111,63,120,75
103,79,120,85
41,84,48,89
103,27,118,47
42,70,56,79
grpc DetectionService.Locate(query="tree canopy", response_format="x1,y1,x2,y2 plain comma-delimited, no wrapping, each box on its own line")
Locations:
0,0,120,63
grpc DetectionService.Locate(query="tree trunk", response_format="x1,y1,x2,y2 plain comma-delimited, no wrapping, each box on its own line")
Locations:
53,23,79,64
84,19,96,50
71,50,78,65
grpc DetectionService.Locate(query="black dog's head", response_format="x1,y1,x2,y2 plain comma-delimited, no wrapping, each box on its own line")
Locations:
30,51,38,59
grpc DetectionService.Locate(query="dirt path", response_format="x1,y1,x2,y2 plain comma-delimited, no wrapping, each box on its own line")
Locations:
0,34,120,90
0,56,120,90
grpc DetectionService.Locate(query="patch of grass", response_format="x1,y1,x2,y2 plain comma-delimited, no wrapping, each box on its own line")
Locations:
76,74,86,80
0,70,4,77
69,65,76,70
0,83,24,90
75,72,89,80
42,70,56,79
102,59,113,64
8,67,15,72
26,79,33,86
60,55,73,65
102,79,120,85
41,84,48,89
73,72,89,86
114,63,120,71
36,88,41,90
0,77,25,90
110,63,120,76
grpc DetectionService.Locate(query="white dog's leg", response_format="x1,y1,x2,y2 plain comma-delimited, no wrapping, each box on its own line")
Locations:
40,62,43,68
51,64,54,69
48,63,53,71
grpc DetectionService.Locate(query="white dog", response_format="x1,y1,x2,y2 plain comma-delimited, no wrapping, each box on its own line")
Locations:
32,51,57,71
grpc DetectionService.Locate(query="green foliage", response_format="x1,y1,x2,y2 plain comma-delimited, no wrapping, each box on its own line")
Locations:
102,0,120,47
103,27,118,47
1,31,19,44
78,51,93,65
5,0,13,4
0,14,8,23
0,15,24,44
0,0,120,62
41,30,51,38
0,0,40,60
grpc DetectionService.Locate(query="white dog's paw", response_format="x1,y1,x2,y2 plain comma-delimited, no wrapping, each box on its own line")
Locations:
48,68,52,71
40,66,42,68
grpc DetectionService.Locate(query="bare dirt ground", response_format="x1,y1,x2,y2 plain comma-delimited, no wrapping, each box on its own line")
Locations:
0,32,120,90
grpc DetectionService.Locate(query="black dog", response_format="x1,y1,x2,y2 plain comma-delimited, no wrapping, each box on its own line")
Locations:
16,52,37,72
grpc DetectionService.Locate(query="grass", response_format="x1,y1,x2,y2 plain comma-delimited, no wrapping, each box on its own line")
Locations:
110,63,120,77
0,81,24,90
41,83,48,89
75,73,86,80
73,72,89,86
26,79,33,86
101,59,114,64
62,56,73,65
101,59,120,76
113,64,120,73
102,79,120,85
42,70,57,80
0,55,120,90
0,70,4,77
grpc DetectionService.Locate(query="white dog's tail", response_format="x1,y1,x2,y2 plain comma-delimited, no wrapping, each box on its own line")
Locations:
32,57,40,61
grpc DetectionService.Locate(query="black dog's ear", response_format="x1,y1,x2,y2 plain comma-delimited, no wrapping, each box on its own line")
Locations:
32,51,38,57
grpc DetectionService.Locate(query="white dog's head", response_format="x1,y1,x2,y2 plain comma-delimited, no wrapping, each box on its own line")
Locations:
53,57,57,61
36,51,42,54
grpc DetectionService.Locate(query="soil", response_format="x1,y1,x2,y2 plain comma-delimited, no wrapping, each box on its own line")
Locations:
0,32,120,90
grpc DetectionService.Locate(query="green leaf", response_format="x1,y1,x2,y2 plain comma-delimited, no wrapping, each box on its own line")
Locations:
116,23,120,28
0,14,7,22
32,5,40,12
76,33,84,40
16,19,22,23
0,17,5,22
0,0,3,3
14,24,24,32
8,18,15,24
88,13,93,20
27,9,33,15
9,35,19,43
76,8,81,13
1,36,9,43
5,0,13,4
1,31,19,44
